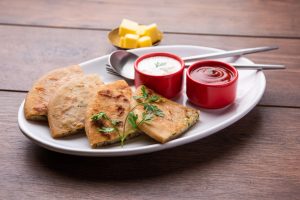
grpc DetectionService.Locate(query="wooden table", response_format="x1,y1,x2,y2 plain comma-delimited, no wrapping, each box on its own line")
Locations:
0,1,299,199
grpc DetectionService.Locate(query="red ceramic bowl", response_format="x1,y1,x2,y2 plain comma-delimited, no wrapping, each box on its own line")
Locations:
186,60,238,109
134,52,185,99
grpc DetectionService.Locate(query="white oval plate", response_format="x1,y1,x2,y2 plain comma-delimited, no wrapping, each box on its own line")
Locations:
18,45,265,156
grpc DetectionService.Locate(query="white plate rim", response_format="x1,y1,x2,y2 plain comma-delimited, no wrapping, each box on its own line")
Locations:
18,45,266,156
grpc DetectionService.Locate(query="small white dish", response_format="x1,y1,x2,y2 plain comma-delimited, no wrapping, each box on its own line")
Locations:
18,45,266,156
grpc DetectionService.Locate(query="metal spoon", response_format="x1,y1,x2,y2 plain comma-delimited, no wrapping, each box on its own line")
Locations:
108,50,138,80
108,46,284,80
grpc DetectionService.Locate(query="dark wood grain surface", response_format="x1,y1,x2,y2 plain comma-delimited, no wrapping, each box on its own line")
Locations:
0,0,299,199
1,0,299,38
1,91,299,199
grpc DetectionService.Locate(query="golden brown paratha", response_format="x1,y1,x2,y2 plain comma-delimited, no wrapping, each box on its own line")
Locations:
48,74,103,138
24,65,83,120
133,85,199,143
85,80,138,148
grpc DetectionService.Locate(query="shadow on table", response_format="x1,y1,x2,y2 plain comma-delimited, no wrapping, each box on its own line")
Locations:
26,108,262,182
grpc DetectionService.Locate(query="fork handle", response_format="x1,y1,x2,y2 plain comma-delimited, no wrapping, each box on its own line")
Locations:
185,62,285,70
182,46,278,62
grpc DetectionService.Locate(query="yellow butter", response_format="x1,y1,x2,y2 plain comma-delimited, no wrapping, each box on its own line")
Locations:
144,24,162,43
119,19,139,36
138,36,152,47
124,34,139,48
137,25,147,36
119,36,125,48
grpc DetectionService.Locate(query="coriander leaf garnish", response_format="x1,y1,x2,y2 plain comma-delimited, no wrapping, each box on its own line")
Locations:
153,108,164,117
133,95,144,100
142,112,153,122
141,85,148,99
143,103,155,112
133,86,149,100
143,104,164,117
154,62,167,68
119,135,126,147
91,86,164,147
128,112,138,129
148,95,160,103
137,112,153,126
111,119,122,126
91,112,108,121
98,127,115,133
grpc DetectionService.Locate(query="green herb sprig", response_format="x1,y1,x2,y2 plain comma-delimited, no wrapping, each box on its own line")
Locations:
91,86,164,146
91,112,120,134
154,61,167,68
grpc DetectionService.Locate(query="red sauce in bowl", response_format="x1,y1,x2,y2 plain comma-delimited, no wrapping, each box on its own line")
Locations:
190,66,235,85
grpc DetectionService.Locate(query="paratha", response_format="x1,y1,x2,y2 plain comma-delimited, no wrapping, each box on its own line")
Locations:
24,65,83,120
133,85,199,143
48,74,103,138
85,80,138,148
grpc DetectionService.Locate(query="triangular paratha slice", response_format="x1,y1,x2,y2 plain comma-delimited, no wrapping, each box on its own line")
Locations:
85,80,138,148
133,85,200,143
48,74,103,138
24,65,83,120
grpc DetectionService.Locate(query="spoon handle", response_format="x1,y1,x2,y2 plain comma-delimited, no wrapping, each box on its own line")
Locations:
185,63,285,70
230,63,285,70
182,46,278,62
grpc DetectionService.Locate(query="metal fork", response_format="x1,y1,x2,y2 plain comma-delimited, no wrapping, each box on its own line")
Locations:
106,63,285,79
106,64,128,79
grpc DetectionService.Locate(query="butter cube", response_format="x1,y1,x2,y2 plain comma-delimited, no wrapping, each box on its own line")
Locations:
119,36,125,48
119,19,139,36
144,23,162,43
137,25,147,36
138,36,152,47
124,34,139,48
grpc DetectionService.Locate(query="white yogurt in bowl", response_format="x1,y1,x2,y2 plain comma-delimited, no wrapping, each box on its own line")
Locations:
138,56,182,76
